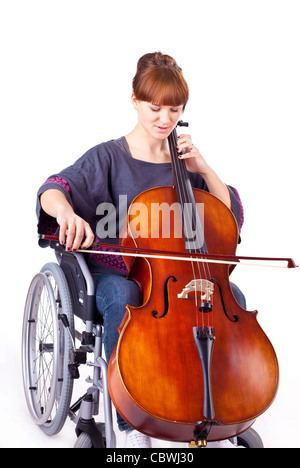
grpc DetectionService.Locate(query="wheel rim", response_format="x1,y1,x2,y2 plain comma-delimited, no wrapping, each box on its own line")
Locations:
22,273,60,425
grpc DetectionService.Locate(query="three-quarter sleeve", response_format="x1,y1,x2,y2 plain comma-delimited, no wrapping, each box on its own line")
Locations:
227,185,244,240
37,177,73,246
36,143,111,247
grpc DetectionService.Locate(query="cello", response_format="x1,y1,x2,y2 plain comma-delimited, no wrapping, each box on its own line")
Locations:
106,121,280,445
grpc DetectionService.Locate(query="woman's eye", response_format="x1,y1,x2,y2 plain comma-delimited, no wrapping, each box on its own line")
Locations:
150,106,181,113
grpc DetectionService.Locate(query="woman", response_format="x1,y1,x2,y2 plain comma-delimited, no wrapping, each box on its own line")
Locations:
37,52,245,448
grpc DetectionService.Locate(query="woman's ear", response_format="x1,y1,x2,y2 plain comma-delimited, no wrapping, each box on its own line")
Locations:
131,93,140,110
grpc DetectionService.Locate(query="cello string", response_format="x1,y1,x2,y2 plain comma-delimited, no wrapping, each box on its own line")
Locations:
169,129,201,328
179,139,214,329
173,129,208,329
171,127,214,330
174,131,202,326
176,133,211,278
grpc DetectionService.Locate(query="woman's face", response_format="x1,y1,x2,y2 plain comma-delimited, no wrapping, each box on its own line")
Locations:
132,95,184,140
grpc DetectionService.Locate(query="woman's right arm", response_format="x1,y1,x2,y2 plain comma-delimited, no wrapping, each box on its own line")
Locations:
40,189,95,251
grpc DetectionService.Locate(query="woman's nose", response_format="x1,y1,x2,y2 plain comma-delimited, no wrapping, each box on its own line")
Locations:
159,110,172,124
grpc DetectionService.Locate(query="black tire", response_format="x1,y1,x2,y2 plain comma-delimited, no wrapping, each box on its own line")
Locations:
74,433,94,448
235,428,264,448
74,424,116,448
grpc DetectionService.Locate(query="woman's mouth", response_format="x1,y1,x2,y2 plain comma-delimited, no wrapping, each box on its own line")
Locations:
156,126,169,132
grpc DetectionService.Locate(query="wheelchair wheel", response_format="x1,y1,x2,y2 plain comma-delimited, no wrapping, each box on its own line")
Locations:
74,433,94,448
234,427,264,448
74,423,116,448
22,262,75,436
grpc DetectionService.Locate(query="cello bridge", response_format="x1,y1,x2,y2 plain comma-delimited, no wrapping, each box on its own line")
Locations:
177,279,214,302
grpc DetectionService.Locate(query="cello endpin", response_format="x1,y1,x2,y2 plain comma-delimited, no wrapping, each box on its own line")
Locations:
189,440,208,448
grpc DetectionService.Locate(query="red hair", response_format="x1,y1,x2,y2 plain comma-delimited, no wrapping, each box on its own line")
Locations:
132,52,189,110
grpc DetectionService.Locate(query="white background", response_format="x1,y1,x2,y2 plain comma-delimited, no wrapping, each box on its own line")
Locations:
0,0,299,448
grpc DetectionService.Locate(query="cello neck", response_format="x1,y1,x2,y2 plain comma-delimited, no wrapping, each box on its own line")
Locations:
168,122,207,254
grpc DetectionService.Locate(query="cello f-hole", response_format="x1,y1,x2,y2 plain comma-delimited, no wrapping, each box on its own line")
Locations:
210,278,239,323
152,276,177,319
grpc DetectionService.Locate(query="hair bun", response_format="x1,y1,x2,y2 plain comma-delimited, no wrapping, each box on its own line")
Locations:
137,52,182,72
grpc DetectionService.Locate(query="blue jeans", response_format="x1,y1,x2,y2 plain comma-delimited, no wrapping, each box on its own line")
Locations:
94,274,142,431
94,274,246,431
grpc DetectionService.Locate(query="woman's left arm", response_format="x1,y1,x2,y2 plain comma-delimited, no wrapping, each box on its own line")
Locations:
177,134,231,209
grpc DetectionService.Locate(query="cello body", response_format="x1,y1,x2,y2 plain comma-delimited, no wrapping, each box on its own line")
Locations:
108,186,279,442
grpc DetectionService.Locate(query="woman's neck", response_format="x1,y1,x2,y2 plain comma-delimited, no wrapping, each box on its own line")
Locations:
125,125,171,163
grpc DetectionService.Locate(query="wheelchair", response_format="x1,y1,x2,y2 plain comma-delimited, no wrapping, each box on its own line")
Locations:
22,240,264,448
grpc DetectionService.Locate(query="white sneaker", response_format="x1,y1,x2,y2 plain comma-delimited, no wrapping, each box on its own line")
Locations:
125,429,152,448
207,439,245,448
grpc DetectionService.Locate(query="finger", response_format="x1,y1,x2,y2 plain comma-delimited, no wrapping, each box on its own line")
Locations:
179,145,198,159
81,224,95,249
177,138,194,153
178,150,191,159
72,222,86,252
178,144,196,158
58,218,68,245
177,133,191,141
65,219,77,251
177,134,192,145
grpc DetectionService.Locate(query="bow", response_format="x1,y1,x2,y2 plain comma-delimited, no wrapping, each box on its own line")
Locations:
38,235,298,269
